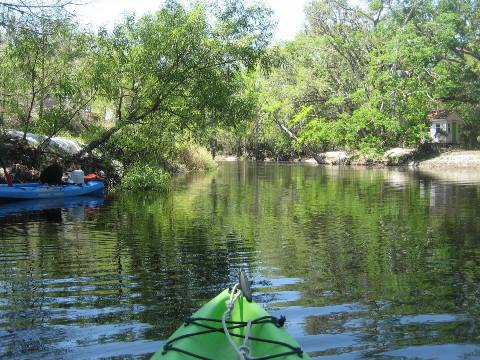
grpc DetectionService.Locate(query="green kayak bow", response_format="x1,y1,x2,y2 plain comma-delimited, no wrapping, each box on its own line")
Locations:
152,273,311,360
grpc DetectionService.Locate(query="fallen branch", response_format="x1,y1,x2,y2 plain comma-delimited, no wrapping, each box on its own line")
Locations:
272,111,323,164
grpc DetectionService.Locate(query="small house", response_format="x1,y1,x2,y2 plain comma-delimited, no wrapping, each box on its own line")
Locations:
429,110,464,144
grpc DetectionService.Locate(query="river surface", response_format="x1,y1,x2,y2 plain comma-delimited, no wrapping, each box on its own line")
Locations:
1,162,480,359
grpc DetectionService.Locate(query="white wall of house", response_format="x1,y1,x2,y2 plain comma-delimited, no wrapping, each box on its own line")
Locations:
105,108,114,121
430,112,464,144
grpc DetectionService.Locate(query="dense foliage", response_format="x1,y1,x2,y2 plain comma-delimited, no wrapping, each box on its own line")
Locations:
0,0,272,178
0,0,479,177
120,163,171,191
220,0,480,159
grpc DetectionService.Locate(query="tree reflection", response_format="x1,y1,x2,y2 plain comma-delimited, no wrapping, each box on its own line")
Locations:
1,163,480,358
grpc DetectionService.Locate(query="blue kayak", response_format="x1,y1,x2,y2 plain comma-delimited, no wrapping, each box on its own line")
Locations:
0,181,104,200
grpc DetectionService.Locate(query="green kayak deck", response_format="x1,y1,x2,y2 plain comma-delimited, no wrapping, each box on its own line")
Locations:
152,289,311,360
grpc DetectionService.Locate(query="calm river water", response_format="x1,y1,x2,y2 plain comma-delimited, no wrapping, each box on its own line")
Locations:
1,162,480,359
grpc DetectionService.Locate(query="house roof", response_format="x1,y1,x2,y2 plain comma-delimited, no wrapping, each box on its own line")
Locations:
428,109,462,121
428,110,452,120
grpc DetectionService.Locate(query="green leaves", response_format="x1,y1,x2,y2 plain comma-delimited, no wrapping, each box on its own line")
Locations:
247,0,480,156
0,13,95,139
120,163,171,191
289,105,314,128
78,0,273,164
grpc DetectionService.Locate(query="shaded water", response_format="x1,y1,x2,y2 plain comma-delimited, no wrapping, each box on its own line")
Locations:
1,162,480,359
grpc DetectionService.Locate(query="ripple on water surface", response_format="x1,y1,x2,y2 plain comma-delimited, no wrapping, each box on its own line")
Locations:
1,163,480,359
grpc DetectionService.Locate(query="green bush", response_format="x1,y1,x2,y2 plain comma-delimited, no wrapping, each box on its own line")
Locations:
175,144,217,171
120,163,171,191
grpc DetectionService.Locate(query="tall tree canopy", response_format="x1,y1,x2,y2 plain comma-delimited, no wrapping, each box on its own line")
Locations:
0,0,273,169
244,0,480,158
1,0,479,173
80,0,273,159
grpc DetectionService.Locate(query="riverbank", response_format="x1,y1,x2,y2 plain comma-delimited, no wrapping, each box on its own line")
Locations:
417,150,480,168
0,132,119,186
0,131,216,188
217,149,480,169
3,141,480,187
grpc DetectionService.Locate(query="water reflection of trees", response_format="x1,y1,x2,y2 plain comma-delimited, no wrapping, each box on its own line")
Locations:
118,163,480,335
200,163,480,350
1,163,480,358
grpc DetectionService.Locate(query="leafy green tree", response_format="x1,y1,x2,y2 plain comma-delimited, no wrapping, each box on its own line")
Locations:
0,16,95,142
246,0,480,158
0,0,75,29
79,0,273,161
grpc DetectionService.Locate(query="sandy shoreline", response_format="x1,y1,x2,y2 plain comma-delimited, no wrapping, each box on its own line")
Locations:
417,150,480,169
216,150,480,169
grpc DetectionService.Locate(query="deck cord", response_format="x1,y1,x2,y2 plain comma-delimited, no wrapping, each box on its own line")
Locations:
161,286,303,360
222,283,248,359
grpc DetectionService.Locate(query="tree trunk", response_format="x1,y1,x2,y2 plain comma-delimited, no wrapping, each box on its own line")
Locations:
76,125,121,157
272,113,323,164
23,69,36,140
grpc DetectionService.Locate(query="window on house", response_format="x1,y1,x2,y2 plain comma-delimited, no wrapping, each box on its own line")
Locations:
436,123,440,132
447,123,451,134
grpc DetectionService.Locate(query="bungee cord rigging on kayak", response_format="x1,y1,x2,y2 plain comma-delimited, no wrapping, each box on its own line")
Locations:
222,282,251,359
153,272,310,360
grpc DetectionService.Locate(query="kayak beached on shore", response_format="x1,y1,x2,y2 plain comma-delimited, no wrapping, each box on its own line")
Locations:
0,180,104,200
152,272,310,360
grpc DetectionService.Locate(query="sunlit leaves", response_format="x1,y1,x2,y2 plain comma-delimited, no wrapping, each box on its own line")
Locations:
249,0,480,156
0,14,94,137
83,0,273,163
